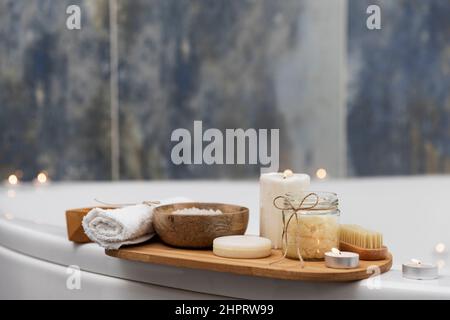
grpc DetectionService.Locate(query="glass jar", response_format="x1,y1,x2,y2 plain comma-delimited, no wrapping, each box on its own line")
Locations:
280,192,340,261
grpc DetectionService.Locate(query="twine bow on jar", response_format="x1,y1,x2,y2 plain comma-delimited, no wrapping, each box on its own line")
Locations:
270,192,320,268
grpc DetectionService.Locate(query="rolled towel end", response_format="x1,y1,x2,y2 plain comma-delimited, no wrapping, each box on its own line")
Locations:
81,197,191,250
82,204,155,250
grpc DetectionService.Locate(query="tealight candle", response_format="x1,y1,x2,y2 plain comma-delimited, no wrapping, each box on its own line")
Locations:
402,259,438,280
325,248,359,269
260,170,310,249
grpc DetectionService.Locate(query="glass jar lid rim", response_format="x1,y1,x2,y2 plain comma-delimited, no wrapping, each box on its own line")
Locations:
284,191,338,210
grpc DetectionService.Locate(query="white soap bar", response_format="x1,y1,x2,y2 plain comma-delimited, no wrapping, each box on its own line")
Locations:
213,235,272,259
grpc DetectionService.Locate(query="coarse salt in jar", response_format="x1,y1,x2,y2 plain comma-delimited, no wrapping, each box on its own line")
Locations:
277,192,340,261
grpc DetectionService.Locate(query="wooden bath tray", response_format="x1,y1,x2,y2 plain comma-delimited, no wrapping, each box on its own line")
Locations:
106,241,392,282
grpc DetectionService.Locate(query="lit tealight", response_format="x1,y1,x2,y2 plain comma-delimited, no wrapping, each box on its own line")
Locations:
37,172,48,184
325,248,359,269
8,174,18,185
316,168,327,179
435,243,446,254
283,169,294,178
402,258,438,280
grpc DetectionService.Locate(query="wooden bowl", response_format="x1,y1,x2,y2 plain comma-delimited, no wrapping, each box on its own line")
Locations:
153,203,249,248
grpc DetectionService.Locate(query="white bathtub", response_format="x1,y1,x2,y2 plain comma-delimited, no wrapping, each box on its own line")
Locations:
1,177,450,299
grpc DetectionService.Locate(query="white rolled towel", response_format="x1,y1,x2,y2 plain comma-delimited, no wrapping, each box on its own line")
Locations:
82,197,190,250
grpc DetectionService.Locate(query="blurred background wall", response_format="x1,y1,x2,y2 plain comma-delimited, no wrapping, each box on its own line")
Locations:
0,0,449,181
348,0,450,176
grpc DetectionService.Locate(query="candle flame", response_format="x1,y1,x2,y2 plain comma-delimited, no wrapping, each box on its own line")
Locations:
283,169,293,178
316,168,327,179
435,243,446,254
331,248,341,255
8,174,18,185
37,172,48,184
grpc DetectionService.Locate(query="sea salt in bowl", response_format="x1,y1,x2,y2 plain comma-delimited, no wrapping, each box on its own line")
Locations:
153,203,249,248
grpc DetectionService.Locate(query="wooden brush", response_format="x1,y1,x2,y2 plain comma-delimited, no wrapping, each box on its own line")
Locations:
339,224,388,260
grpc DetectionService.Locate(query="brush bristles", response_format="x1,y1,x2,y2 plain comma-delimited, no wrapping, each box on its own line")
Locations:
339,224,383,249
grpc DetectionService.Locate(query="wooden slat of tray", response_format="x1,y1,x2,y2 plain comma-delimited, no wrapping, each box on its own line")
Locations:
105,241,393,282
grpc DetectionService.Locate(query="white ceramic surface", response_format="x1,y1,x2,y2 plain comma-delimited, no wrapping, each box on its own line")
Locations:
1,177,450,299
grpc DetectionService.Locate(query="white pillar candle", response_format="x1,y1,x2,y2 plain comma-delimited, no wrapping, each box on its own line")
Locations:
213,235,272,259
260,170,310,249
